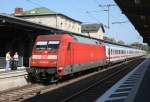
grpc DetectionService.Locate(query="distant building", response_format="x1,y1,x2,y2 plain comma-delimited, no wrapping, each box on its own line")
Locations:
13,7,82,33
81,23,105,40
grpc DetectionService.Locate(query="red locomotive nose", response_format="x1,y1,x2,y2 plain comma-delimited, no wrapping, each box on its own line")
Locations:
31,39,60,68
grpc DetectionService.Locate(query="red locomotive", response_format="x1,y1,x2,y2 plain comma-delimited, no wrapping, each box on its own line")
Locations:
27,33,146,82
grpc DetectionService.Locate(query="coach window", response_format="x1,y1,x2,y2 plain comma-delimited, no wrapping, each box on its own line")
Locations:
113,49,114,55
111,49,112,55
110,49,112,55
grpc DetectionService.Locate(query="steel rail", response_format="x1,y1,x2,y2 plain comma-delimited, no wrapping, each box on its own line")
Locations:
60,64,130,102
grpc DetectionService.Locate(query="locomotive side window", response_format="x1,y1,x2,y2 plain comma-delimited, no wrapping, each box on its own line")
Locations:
47,41,60,50
35,41,47,50
67,42,71,50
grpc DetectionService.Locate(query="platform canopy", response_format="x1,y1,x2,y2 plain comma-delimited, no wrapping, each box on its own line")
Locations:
0,13,78,34
114,0,150,46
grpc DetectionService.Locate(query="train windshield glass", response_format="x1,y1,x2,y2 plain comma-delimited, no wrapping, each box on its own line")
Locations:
47,41,60,50
35,41,60,50
35,41,47,50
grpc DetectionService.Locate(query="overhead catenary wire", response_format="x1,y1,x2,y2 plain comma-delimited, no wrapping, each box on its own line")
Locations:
86,11,109,29
90,0,117,29
93,0,101,7
26,0,43,7
86,11,101,23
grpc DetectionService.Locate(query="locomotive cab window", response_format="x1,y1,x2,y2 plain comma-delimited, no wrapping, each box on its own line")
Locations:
35,41,47,50
47,41,60,50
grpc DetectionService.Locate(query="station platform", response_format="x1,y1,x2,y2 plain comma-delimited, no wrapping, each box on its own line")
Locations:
96,56,150,102
0,66,26,73
0,67,28,92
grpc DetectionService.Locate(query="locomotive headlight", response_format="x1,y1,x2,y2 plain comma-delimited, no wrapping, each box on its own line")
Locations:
58,67,63,70
58,67,63,73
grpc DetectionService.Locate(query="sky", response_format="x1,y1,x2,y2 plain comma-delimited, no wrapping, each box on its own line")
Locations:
0,0,143,44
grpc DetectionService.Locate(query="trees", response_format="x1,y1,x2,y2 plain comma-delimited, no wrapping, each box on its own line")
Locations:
130,42,150,53
103,36,116,43
117,40,125,45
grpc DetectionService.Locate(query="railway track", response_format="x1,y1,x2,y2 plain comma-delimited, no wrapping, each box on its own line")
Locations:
0,58,144,102
60,58,144,102
60,64,129,102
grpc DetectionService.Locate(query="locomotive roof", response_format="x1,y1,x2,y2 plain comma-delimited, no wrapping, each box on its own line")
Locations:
36,34,63,41
65,33,133,48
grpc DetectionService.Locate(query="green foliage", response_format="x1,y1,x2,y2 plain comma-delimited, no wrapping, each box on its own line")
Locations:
117,40,125,45
143,44,150,53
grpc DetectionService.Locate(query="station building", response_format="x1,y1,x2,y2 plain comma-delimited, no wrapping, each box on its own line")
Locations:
81,23,105,40
13,7,82,33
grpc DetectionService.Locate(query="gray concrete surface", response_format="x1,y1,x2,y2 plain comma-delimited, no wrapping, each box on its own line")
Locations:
96,56,149,102
0,68,28,92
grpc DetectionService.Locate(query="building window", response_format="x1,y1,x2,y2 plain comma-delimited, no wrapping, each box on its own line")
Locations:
60,22,63,28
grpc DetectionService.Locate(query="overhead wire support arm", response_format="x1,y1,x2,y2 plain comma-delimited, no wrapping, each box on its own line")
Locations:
86,10,109,29
26,0,43,7
98,4,116,29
